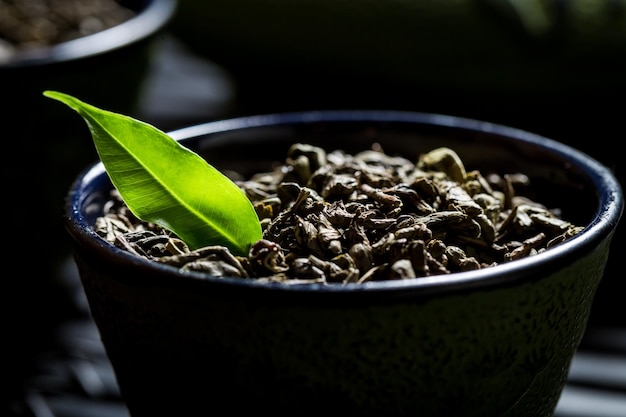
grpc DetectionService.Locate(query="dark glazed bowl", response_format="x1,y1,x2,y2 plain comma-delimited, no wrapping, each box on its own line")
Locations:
64,111,623,417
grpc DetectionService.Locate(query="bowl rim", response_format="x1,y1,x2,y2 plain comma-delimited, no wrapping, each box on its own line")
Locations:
65,110,624,298
1,0,177,68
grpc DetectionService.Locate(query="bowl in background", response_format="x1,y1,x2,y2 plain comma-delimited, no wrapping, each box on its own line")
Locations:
64,110,623,417
2,0,177,404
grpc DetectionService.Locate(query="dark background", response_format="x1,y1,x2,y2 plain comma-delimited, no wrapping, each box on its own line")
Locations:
4,0,626,415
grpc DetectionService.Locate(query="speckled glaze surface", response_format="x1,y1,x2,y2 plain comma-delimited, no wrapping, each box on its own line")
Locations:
64,111,623,417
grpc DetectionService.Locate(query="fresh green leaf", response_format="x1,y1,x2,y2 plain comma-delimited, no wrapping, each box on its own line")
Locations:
44,90,262,256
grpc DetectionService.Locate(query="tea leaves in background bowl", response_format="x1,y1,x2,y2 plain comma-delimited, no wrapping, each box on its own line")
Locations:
44,90,262,256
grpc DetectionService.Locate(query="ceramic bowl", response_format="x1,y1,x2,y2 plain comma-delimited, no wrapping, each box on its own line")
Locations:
64,110,623,417
2,0,177,129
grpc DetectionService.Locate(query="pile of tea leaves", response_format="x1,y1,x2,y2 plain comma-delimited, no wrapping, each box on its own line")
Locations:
95,145,584,285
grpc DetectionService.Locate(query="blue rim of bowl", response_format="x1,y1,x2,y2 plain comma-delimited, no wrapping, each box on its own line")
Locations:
2,0,177,68
66,110,625,298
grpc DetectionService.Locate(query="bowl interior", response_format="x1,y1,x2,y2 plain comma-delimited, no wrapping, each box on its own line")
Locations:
67,110,623,296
